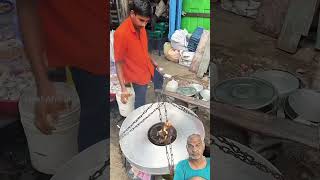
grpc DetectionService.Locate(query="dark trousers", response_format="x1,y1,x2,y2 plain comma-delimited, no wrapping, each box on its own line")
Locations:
70,67,109,152
132,69,163,109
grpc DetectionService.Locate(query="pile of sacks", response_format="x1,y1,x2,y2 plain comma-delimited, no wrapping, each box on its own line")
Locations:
164,29,203,67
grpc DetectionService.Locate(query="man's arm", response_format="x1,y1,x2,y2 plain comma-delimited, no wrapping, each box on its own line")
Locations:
115,61,131,103
115,61,126,92
114,29,131,103
16,0,66,134
149,53,158,68
16,0,50,90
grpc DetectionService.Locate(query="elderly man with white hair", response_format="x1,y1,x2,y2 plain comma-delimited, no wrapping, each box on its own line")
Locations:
173,134,210,180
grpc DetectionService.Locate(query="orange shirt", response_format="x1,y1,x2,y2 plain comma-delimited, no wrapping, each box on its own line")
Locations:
114,17,154,85
38,1,108,75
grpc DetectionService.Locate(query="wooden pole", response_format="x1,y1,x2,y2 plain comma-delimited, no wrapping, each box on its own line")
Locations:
212,101,320,149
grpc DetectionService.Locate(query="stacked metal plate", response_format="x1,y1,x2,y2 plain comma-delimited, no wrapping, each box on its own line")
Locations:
187,27,204,52
213,77,278,112
251,70,301,98
284,89,320,125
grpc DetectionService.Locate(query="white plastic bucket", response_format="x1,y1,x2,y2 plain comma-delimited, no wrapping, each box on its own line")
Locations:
18,82,80,174
116,86,135,117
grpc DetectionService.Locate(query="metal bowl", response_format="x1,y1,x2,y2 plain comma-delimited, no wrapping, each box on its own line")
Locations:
200,89,210,101
176,86,197,97
251,69,301,97
214,77,278,111
285,89,320,123
190,83,204,93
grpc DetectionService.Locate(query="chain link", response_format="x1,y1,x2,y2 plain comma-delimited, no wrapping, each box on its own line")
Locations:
169,143,174,175
169,102,199,119
119,103,155,137
119,102,163,139
158,101,163,123
162,101,175,175
89,159,109,180
211,135,284,180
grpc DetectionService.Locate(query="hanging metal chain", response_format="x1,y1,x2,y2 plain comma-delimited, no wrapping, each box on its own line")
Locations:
169,102,199,119
211,136,285,180
120,103,155,137
163,101,175,175
119,102,163,139
158,101,163,123
169,144,174,175
165,143,175,175
89,159,109,180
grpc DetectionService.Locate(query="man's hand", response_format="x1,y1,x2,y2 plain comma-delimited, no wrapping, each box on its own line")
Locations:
35,81,68,135
150,57,158,68
120,88,132,104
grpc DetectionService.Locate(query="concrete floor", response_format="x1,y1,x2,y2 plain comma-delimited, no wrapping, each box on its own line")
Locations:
0,121,52,180
110,52,211,180
213,2,320,180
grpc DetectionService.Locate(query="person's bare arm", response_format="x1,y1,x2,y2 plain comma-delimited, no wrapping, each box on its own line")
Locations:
149,53,158,68
115,61,130,103
16,0,49,90
16,0,66,134
115,61,126,92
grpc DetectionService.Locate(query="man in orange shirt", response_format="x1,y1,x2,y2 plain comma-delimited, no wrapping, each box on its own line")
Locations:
16,0,108,152
114,0,163,109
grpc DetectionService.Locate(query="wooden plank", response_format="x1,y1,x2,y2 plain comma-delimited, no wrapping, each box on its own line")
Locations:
277,0,319,53
189,30,210,72
155,89,210,109
277,28,301,53
211,62,218,86
212,101,320,149
253,0,289,38
197,33,210,78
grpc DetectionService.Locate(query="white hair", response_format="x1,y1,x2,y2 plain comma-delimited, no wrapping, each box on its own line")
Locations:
187,134,205,144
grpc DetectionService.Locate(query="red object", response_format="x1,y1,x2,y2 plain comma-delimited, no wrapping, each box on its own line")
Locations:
110,93,116,102
38,0,108,75
0,100,19,116
114,17,154,85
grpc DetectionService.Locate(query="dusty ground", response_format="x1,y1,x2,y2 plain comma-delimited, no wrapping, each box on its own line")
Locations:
110,102,128,180
110,52,211,180
212,2,320,180
212,3,319,85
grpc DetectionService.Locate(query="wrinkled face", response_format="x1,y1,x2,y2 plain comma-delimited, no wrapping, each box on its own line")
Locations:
130,11,150,30
186,136,205,160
